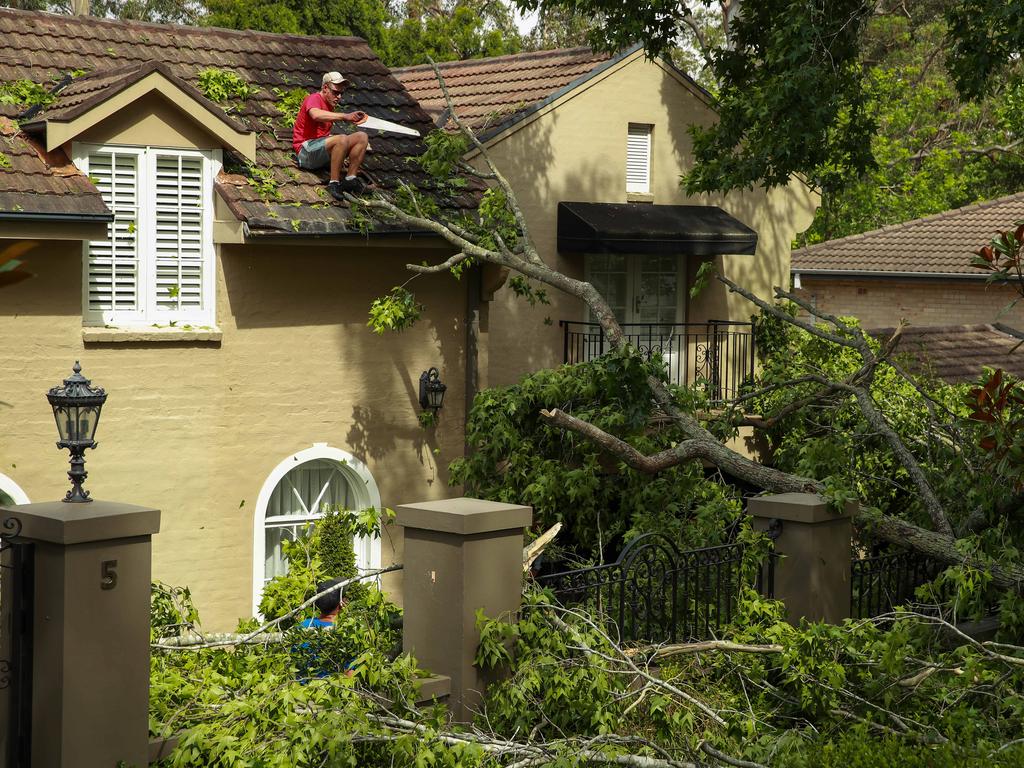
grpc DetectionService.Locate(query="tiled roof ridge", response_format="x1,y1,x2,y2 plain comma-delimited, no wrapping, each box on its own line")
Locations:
391,45,606,75
793,190,1024,257
0,6,368,49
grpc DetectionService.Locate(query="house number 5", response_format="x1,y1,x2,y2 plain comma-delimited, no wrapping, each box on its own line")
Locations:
101,560,118,590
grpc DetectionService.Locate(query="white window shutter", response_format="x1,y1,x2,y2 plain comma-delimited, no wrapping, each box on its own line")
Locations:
153,153,205,313
87,150,139,313
626,124,652,194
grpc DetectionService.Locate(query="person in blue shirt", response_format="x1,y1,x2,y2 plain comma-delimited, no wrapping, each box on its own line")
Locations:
300,578,345,630
295,578,355,679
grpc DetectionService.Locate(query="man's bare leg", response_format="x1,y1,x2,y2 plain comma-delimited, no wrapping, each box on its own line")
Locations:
325,134,351,183
344,132,369,177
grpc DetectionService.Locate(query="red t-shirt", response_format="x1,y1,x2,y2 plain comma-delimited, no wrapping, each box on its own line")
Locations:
292,92,331,153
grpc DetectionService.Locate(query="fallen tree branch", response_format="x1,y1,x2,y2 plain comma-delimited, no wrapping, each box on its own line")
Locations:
524,522,561,572
628,640,784,660
154,564,404,650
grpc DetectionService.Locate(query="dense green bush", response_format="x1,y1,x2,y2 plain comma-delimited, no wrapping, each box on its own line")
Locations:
451,348,743,559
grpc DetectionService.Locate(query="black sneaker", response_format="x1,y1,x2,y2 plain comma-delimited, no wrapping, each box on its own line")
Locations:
340,176,366,195
327,181,346,201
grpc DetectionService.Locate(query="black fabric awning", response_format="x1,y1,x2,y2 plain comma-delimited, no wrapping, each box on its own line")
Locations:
557,202,758,256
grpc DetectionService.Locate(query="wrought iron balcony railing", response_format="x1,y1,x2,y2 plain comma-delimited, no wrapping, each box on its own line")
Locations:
560,320,755,402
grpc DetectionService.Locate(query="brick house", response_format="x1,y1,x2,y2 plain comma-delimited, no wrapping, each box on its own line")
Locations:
394,47,819,398
791,192,1024,330
0,8,479,625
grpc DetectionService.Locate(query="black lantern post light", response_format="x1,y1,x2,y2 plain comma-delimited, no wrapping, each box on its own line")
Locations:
418,366,447,413
46,361,107,503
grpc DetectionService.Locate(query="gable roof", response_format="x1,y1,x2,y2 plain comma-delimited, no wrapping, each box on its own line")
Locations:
872,323,1024,383
0,8,475,237
21,60,255,159
392,46,625,139
791,192,1024,277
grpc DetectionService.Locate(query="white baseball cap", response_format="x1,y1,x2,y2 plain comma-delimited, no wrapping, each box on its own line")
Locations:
322,71,348,86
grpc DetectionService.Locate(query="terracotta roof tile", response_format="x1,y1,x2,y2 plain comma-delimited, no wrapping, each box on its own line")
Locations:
0,116,107,217
0,7,476,234
393,46,619,133
792,193,1024,276
870,323,1024,383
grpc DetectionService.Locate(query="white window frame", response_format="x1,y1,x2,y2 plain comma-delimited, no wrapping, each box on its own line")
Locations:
251,444,383,618
74,143,220,327
626,123,653,194
0,472,30,505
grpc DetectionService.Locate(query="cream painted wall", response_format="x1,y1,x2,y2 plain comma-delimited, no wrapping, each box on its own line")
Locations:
475,53,818,388
76,91,221,149
0,242,466,631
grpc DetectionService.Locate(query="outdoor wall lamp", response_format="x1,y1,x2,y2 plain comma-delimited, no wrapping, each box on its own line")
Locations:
46,361,107,503
418,367,447,412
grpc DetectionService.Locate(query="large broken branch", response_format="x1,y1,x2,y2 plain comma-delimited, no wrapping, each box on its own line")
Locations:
540,406,822,494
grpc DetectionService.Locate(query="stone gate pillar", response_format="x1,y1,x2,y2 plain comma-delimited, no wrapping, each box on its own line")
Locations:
0,500,160,768
747,493,854,624
397,497,531,723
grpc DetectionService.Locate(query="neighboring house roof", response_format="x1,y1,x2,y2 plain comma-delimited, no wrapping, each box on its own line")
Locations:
0,8,475,236
791,192,1024,278
873,323,1024,383
0,116,109,221
392,46,624,138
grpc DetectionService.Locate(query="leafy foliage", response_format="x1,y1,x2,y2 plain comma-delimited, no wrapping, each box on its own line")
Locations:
382,0,523,67
0,78,56,109
367,286,424,335
270,86,308,127
245,165,280,201
748,305,1024,634
801,7,1024,245
475,588,1024,767
451,349,742,558
196,67,259,104
687,0,875,192
258,505,392,623
945,0,1024,100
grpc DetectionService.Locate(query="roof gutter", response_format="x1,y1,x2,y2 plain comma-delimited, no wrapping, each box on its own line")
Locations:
792,268,995,281
0,211,113,223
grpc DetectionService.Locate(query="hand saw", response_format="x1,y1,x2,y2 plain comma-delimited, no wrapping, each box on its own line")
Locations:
357,115,421,137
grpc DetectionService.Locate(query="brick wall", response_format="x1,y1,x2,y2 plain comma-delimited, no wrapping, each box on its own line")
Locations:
793,276,1024,329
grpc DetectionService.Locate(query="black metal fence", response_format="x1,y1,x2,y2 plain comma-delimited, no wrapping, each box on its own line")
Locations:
850,548,947,619
536,533,775,644
560,320,755,402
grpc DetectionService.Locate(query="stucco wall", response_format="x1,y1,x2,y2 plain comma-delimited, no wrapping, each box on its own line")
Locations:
475,53,818,389
0,238,467,629
793,276,1024,329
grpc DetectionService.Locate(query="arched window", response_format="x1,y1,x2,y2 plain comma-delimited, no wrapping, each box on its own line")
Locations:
0,472,29,506
252,445,381,616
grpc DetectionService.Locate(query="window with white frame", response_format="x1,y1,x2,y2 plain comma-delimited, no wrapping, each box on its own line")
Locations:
626,123,652,194
252,445,382,616
75,144,217,327
0,472,30,506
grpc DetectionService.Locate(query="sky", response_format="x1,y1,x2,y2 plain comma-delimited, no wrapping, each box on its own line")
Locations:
511,5,538,35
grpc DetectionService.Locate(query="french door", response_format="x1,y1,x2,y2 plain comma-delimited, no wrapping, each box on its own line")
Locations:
585,253,683,326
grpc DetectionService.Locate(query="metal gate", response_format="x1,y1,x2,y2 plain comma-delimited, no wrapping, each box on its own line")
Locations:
1,515,33,767
537,532,776,644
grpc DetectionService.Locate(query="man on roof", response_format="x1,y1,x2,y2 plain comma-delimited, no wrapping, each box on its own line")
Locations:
292,72,369,200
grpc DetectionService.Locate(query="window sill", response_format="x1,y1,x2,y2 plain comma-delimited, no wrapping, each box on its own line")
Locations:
82,326,223,344
626,192,655,204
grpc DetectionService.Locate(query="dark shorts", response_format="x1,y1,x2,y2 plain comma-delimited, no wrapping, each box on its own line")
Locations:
296,137,329,169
